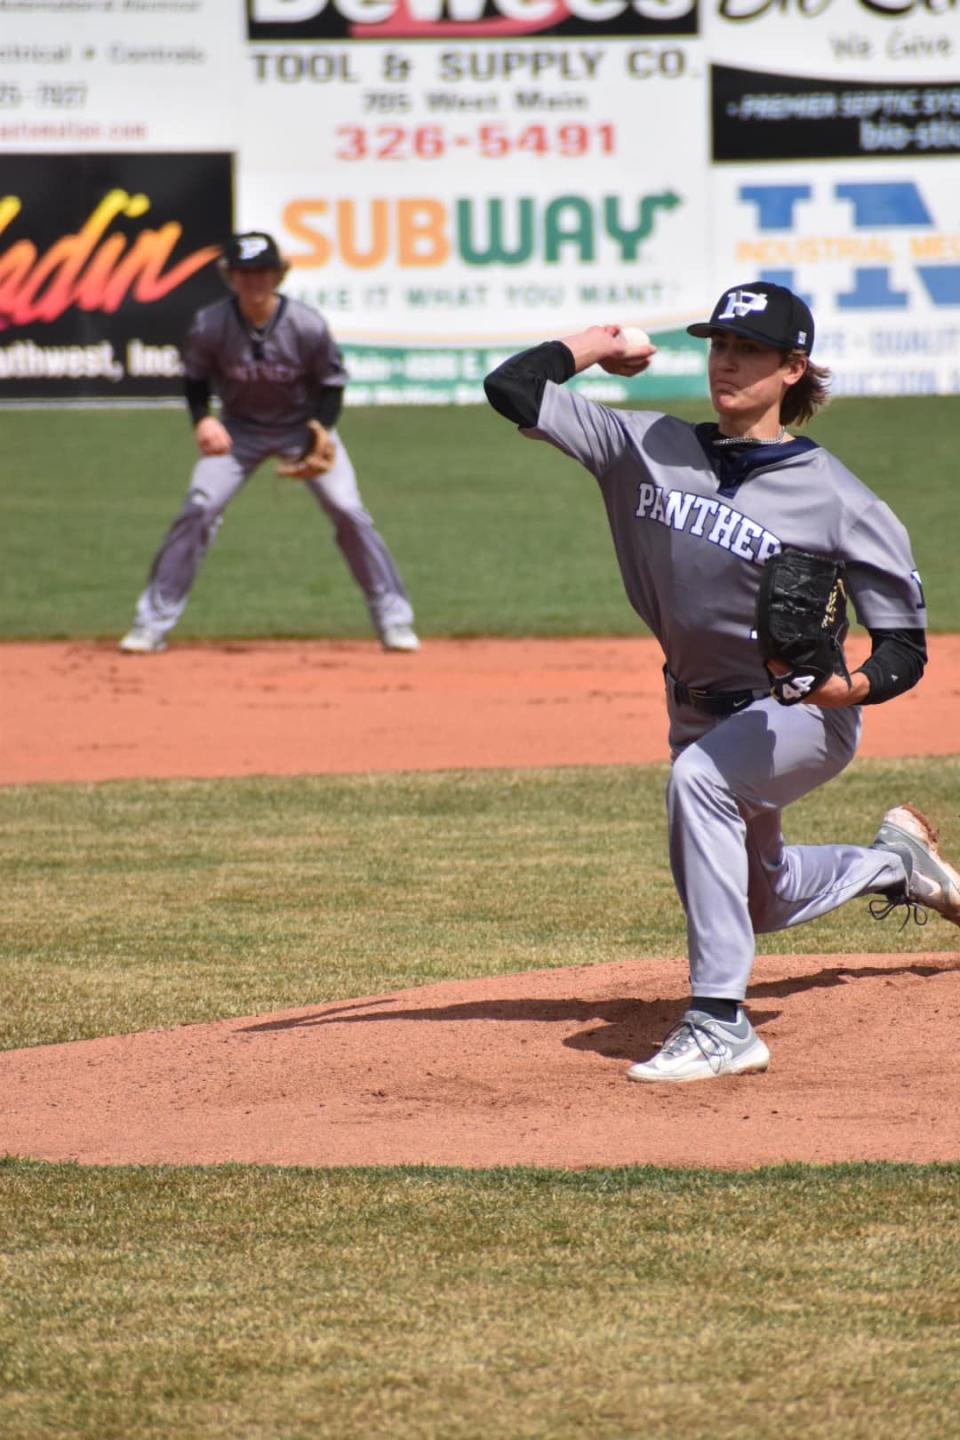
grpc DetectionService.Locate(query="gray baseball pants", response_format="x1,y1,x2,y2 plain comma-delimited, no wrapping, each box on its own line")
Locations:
133,418,414,639
665,694,906,1000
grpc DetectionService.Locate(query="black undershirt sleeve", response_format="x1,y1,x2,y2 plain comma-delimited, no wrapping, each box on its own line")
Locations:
484,341,577,428
185,375,211,425
856,627,927,705
315,385,344,430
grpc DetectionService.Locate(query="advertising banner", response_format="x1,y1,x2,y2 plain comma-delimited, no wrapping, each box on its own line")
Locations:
710,163,960,396
0,152,232,399
238,2,709,402
712,67,960,162
0,0,242,152
704,0,960,397
0,0,957,401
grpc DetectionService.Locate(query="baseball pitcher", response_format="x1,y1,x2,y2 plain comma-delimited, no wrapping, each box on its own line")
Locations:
485,281,959,1083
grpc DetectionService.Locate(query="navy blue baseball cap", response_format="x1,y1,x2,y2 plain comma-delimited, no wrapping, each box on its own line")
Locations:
221,231,286,270
687,281,814,355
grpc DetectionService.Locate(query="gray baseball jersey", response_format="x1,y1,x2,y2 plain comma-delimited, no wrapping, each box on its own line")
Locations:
129,294,414,643
525,385,925,693
182,295,348,428
521,382,921,1002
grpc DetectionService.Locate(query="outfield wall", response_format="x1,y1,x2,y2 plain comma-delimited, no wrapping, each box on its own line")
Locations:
0,1,958,404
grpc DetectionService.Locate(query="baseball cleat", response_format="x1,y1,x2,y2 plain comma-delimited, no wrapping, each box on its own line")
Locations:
118,625,167,655
380,625,420,653
870,805,960,926
626,1009,769,1084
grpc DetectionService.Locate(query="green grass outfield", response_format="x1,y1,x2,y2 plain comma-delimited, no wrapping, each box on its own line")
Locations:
3,394,959,638
3,397,959,1437
2,765,959,1436
2,763,958,1052
3,1162,959,1440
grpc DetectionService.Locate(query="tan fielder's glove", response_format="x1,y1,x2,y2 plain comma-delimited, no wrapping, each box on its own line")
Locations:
276,419,337,479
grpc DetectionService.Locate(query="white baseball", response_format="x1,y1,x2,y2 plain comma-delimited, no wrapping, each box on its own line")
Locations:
619,326,652,348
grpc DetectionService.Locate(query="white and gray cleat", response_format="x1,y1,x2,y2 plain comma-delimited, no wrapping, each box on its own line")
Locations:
626,1009,769,1084
380,625,420,653
118,625,167,655
871,804,960,926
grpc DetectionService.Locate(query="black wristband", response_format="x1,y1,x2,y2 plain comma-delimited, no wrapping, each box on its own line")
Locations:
856,628,927,705
185,375,211,425
315,385,344,430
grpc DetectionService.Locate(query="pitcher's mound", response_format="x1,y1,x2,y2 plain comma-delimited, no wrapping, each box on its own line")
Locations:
2,952,957,1170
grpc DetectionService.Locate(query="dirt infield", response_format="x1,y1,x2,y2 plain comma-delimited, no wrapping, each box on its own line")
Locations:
2,953,958,1169
2,635,958,1169
3,633,960,784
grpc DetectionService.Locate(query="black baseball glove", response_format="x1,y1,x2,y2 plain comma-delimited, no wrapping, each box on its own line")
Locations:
755,548,850,705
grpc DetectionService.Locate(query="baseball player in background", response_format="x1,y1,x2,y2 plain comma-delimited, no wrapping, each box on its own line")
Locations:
485,281,960,1084
119,231,419,655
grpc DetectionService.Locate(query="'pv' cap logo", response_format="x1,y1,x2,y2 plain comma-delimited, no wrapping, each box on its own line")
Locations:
686,280,816,354
237,235,271,261
717,289,770,320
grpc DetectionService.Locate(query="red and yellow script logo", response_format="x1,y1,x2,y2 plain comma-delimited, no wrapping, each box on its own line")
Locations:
0,190,219,330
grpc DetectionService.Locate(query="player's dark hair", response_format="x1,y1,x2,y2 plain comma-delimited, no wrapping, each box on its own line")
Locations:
780,354,831,426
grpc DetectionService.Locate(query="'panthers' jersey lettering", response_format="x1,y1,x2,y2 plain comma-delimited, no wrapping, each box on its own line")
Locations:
635,481,780,566
183,295,347,429
224,362,300,384
527,385,924,689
